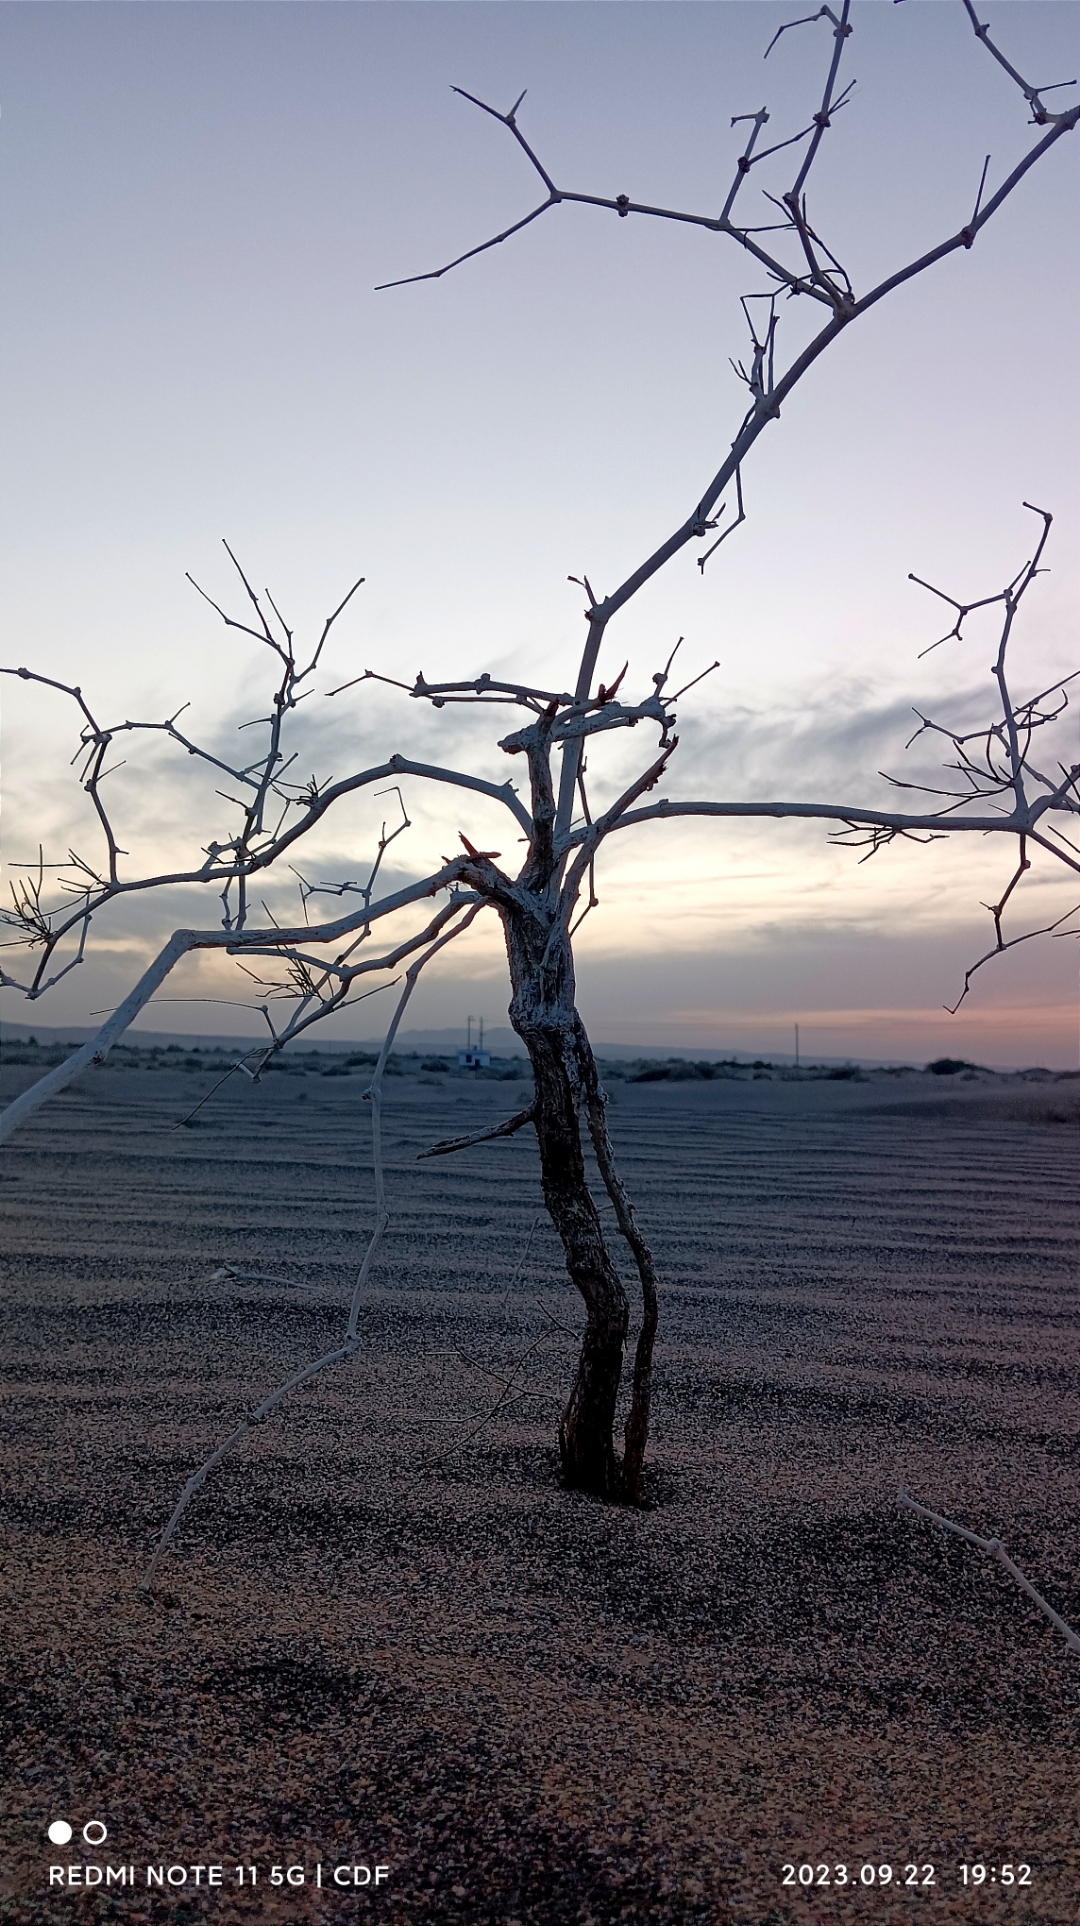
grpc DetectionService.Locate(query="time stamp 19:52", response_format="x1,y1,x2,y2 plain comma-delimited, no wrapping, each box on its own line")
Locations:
781,1863,1033,1891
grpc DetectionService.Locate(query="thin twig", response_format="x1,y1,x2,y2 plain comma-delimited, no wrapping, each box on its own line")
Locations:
418,1102,537,1161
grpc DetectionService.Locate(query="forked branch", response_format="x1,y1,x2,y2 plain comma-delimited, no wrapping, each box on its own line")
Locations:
378,2,1077,702
898,1489,1080,1655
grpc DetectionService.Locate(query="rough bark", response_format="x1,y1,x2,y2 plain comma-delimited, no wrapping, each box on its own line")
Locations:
579,1033,659,1507
490,872,655,1501
498,898,624,1494
471,710,662,1500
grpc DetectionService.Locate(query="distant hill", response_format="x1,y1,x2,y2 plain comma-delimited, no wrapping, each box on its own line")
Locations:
0,1017,926,1070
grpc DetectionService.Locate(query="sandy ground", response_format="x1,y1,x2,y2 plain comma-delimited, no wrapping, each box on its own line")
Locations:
1,1052,1078,1926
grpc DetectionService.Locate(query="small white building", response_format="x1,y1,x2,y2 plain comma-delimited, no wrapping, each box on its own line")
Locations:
458,1016,490,1069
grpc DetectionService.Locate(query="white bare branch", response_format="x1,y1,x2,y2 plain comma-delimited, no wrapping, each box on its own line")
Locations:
138,904,482,1586
898,1490,1080,1656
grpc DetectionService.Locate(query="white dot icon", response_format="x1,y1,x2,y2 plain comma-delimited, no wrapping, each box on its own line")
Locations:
47,1821,72,1846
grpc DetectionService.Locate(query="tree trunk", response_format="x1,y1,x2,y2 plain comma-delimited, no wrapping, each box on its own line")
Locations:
519,1004,629,1495
501,901,657,1501
579,1035,659,1507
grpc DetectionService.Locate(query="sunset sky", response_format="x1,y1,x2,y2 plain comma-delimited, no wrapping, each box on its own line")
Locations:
2,1,1077,1066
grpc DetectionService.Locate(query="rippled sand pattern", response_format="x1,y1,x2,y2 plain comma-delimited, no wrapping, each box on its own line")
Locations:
1,1059,1078,1924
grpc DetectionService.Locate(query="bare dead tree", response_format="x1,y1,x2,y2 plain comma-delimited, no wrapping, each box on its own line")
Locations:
2,5,1078,1553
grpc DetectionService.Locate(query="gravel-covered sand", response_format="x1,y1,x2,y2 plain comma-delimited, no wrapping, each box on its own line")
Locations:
1,1051,1078,1925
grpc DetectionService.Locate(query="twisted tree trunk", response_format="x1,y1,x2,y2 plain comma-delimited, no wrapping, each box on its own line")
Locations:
579,1034,659,1506
501,896,657,1500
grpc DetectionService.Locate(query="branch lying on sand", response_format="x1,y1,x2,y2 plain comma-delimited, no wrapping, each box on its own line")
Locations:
418,1103,537,1160
210,1265,313,1289
897,1488,1080,1655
